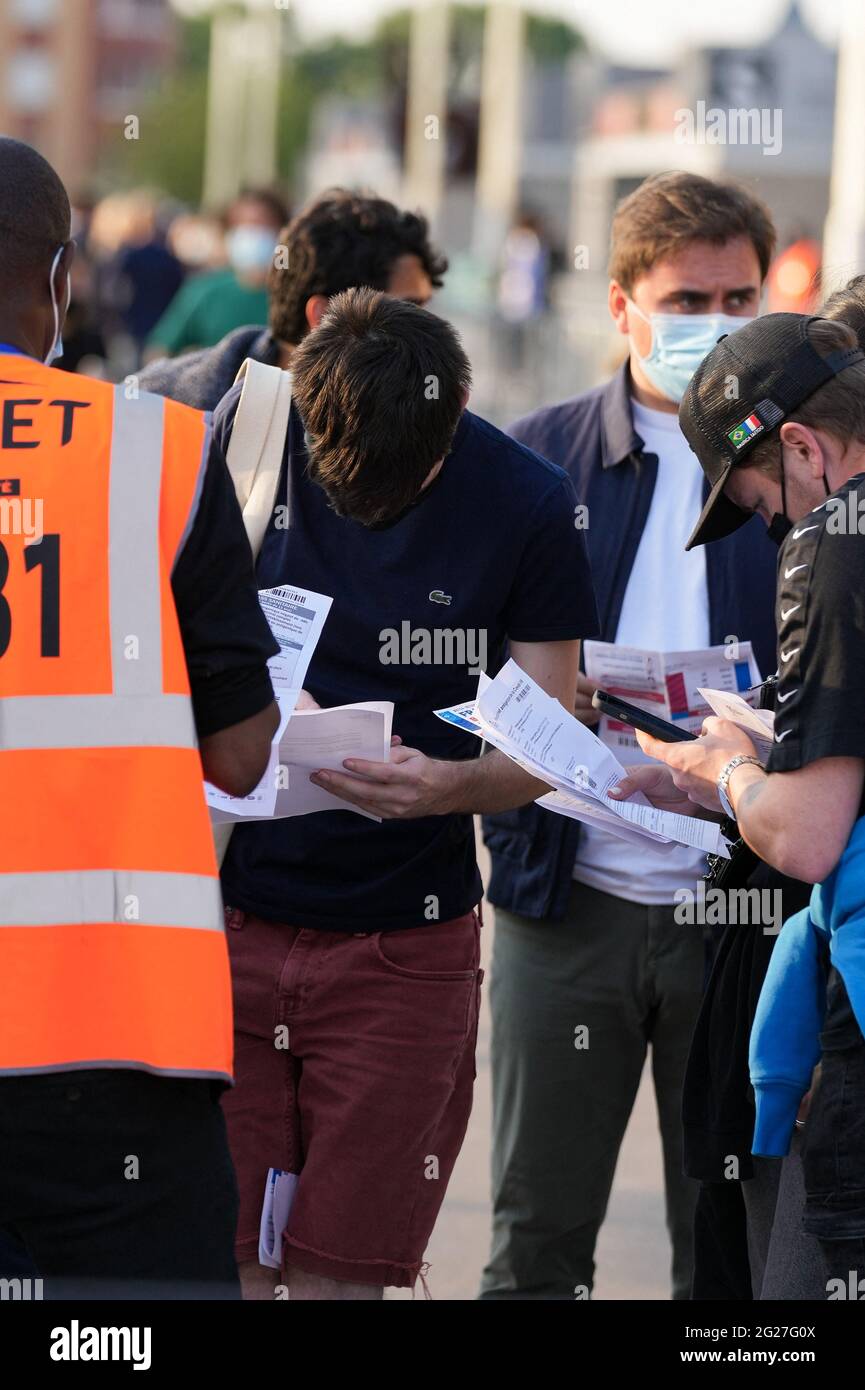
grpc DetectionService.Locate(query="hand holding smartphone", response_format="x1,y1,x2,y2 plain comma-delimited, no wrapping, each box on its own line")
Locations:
591,690,699,744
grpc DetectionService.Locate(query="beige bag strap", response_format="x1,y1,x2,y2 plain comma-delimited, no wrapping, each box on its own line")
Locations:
225,357,293,560
213,358,293,867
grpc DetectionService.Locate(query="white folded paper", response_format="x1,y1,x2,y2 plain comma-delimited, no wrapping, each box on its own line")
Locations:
698,687,775,763
437,660,729,858
205,583,393,822
258,1168,298,1271
583,640,762,765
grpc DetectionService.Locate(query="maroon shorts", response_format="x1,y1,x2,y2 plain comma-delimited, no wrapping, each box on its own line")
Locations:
221,907,483,1289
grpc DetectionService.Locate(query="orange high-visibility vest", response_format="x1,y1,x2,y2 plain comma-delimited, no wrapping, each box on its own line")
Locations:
0,356,232,1082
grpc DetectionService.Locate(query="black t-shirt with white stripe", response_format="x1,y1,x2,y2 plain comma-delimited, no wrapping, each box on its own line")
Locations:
767,474,865,791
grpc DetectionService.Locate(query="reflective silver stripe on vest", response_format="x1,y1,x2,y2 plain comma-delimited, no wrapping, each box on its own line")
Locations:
0,870,223,930
110,388,165,695
0,1061,233,1082
0,390,201,754
0,693,196,749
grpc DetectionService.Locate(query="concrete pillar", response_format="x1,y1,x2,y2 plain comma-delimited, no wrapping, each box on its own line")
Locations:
203,3,282,209
823,0,865,283
472,0,526,263
403,1,451,226
50,0,95,192
241,6,282,189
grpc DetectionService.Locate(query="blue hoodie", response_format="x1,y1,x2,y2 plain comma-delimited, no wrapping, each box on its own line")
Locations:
750,816,865,1156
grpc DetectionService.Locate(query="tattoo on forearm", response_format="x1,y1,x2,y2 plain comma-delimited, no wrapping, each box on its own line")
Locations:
736,777,765,821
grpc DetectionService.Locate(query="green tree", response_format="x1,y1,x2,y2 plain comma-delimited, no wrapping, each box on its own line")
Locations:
98,5,583,206
100,15,212,203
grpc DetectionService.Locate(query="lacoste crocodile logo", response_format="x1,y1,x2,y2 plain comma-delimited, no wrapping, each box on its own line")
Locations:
429,590,452,606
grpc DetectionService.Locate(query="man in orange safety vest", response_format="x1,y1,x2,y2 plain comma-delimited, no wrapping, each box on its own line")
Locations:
0,138,279,1299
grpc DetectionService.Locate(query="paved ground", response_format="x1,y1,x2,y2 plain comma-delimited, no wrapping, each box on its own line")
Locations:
388,839,671,1301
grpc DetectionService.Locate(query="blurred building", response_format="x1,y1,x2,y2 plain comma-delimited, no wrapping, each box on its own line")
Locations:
262,1,841,424
302,97,403,206
561,1,836,391
0,0,177,193
573,3,835,260
301,7,586,267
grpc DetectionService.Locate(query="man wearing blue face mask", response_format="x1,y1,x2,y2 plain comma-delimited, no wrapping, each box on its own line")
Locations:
147,188,288,358
480,172,814,1302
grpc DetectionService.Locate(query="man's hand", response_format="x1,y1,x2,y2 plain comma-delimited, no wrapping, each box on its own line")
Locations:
309,638,580,819
311,745,453,819
574,672,600,726
634,716,760,814
294,689,321,712
608,763,703,816
295,690,401,749
796,1064,821,1130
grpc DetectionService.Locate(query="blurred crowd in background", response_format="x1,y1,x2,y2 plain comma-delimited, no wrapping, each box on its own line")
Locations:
15,0,854,428
61,185,287,376
61,182,559,391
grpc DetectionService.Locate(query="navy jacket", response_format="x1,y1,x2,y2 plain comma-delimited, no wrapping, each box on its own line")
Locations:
138,326,279,412
482,363,781,921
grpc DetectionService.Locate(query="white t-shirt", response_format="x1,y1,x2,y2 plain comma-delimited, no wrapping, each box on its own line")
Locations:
572,399,711,905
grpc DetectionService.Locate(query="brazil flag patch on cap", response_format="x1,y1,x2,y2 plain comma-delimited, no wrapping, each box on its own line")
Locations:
727,412,764,450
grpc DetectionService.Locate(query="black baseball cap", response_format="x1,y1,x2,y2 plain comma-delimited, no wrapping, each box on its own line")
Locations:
679,312,864,550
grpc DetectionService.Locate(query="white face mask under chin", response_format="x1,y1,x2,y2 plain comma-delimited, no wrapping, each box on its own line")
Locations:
45,245,71,366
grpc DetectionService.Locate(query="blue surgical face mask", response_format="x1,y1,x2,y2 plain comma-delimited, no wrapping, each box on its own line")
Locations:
225,225,277,275
45,244,71,366
628,301,753,404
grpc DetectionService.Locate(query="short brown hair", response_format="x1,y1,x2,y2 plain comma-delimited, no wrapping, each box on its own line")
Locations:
608,171,776,293
742,318,865,480
820,274,865,351
291,287,471,527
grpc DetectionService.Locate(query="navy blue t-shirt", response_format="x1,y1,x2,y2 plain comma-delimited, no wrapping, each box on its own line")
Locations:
213,394,598,930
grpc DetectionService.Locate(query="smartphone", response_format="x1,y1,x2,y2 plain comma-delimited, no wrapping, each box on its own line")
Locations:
591,690,698,743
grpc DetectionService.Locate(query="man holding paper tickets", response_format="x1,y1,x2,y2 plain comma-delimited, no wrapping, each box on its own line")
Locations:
212,287,598,1301
620,311,865,1296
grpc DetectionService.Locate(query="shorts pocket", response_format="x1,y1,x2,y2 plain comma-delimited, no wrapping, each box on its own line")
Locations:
371,913,480,982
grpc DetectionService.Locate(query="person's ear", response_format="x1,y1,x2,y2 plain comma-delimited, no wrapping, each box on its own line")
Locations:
305,295,329,332
608,280,630,337
779,420,823,475
784,419,823,464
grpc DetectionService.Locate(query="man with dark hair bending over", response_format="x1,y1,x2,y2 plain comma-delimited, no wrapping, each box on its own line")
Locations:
212,287,599,1300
